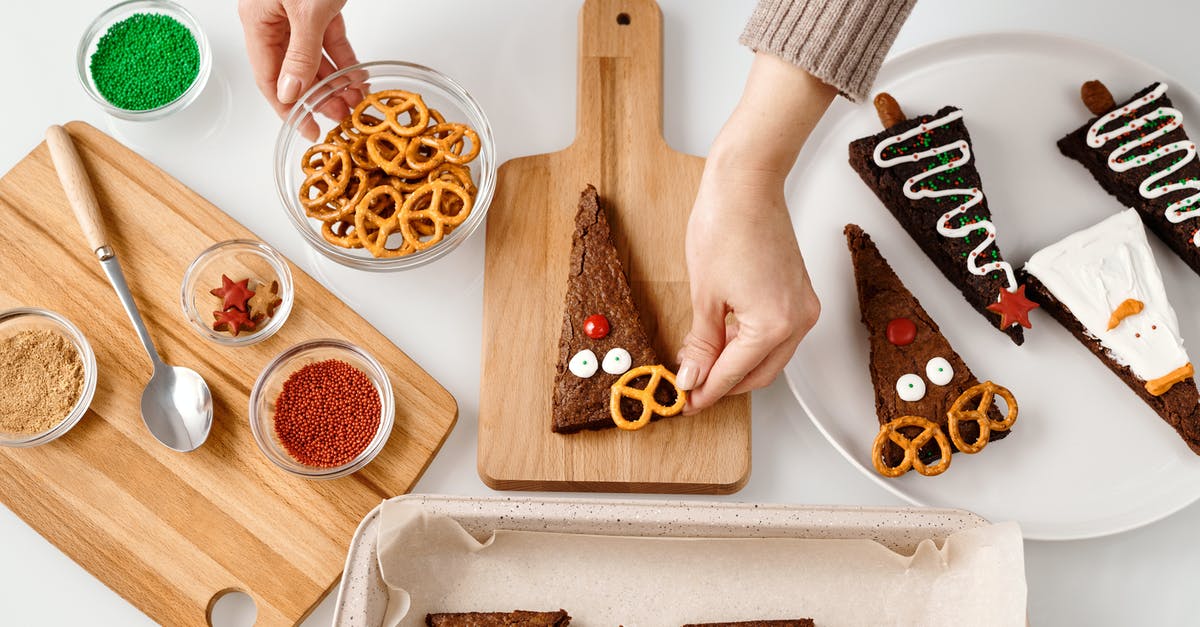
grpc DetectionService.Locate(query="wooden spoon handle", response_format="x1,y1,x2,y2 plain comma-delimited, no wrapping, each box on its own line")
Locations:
46,125,110,255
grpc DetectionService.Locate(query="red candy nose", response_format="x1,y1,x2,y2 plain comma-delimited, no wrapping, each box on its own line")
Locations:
886,317,916,346
584,314,610,339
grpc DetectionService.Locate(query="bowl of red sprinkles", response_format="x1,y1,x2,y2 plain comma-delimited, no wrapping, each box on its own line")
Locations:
249,338,394,479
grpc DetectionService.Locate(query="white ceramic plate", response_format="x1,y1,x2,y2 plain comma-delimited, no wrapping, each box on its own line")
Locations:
783,32,1200,541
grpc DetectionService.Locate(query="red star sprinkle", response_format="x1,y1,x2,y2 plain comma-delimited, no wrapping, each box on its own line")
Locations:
987,284,1039,330
212,309,257,336
210,275,255,312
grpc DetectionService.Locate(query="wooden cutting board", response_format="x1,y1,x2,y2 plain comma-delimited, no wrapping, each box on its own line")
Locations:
0,122,457,626
479,0,751,493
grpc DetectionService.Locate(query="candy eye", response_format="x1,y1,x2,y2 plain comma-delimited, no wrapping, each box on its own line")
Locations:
568,349,598,378
895,373,926,402
602,348,632,375
925,357,954,386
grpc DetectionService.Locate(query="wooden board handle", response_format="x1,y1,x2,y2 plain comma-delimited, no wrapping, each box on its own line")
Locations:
46,125,109,254
575,0,665,144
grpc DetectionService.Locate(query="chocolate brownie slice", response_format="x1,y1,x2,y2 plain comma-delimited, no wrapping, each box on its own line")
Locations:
686,614,816,619
849,106,1025,345
1058,81,1200,277
846,225,1008,467
1023,209,1200,454
551,185,676,433
426,610,571,627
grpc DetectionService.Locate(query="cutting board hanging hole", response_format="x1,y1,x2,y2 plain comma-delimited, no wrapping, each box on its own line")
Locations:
207,588,257,627
617,12,631,24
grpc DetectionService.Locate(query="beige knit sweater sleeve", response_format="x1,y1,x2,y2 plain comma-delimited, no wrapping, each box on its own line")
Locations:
739,0,916,102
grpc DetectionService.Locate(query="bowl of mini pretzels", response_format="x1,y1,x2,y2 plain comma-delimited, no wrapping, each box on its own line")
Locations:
274,61,496,271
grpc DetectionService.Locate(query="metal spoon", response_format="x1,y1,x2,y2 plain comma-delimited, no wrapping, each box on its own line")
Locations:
45,125,213,452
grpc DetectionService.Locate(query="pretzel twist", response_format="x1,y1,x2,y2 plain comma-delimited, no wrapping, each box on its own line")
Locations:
946,381,1018,454
609,365,687,431
872,416,952,477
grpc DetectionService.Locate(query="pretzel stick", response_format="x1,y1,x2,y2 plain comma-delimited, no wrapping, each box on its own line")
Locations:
1081,80,1116,116
873,92,906,129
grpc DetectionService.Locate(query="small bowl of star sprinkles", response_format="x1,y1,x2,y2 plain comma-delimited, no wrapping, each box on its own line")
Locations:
249,339,395,479
180,239,294,347
76,0,211,120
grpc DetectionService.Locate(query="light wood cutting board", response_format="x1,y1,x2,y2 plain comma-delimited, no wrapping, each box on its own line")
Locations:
0,122,457,625
479,0,751,494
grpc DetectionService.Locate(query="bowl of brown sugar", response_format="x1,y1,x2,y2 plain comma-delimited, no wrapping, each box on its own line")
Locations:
0,308,97,447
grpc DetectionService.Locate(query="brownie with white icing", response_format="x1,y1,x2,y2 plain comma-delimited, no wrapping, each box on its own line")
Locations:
845,224,1008,468
1059,81,1200,277
1023,209,1200,454
849,105,1031,345
551,185,676,433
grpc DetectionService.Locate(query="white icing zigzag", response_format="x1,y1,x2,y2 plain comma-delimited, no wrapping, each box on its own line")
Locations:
871,110,1017,291
1087,83,1200,247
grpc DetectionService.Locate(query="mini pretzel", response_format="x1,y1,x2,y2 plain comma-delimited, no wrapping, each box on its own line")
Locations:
414,123,481,165
367,131,425,178
353,185,414,258
397,180,475,251
351,90,430,137
305,167,371,222
1081,80,1116,116
298,144,352,209
872,416,952,477
321,219,365,249
946,381,1018,454
427,162,476,194
874,92,906,129
609,365,687,431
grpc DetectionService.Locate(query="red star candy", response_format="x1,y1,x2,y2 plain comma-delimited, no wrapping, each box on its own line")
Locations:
212,309,257,336
210,275,255,312
987,284,1039,330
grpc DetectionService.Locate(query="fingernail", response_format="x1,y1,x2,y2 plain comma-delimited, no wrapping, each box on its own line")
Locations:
277,74,302,104
677,361,698,390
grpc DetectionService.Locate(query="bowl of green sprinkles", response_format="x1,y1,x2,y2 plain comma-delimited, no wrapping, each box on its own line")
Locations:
77,0,211,120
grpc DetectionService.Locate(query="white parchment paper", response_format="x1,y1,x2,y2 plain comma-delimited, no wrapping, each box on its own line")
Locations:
376,502,1025,626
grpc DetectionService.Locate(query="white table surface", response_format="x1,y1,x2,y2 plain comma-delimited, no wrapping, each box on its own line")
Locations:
1,0,1197,625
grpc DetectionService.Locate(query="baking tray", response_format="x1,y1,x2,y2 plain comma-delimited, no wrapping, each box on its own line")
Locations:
332,495,990,626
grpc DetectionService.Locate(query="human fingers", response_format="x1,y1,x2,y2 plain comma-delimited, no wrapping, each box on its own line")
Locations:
675,299,726,392
320,13,366,110
276,3,337,105
238,0,289,113
313,54,351,122
684,323,786,414
727,335,801,396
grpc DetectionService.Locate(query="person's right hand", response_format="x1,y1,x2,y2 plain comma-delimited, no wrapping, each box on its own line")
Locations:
238,0,359,138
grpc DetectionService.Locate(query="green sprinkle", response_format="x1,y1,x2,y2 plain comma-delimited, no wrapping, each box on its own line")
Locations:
89,13,200,111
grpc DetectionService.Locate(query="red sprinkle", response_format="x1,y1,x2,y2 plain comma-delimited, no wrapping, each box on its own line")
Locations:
272,359,381,468
583,314,610,339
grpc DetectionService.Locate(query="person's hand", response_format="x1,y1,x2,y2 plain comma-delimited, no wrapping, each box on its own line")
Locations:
677,162,820,412
676,52,836,412
237,0,359,138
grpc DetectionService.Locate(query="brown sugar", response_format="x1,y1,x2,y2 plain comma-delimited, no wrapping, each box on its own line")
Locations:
0,329,85,435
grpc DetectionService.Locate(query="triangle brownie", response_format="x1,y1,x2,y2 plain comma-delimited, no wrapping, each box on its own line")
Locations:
1058,81,1200,277
1024,209,1200,454
845,224,1011,474
849,101,1035,345
551,185,678,433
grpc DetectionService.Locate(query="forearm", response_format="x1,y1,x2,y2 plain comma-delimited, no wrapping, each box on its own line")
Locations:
708,52,837,182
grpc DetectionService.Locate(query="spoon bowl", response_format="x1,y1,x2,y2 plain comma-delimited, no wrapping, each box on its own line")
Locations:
142,364,213,452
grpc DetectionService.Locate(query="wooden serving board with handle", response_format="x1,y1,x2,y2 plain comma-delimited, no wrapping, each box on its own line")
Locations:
479,0,751,493
0,122,457,625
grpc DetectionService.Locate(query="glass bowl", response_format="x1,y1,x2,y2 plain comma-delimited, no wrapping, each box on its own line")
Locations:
249,339,395,479
274,61,497,271
180,239,294,347
76,0,212,120
0,308,98,447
